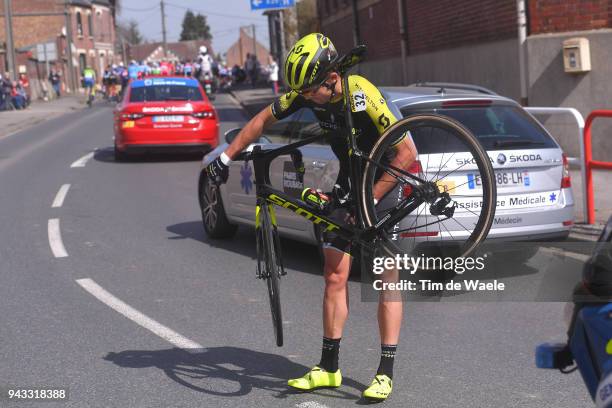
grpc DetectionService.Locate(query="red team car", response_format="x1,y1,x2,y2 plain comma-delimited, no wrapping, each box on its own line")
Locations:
113,77,219,160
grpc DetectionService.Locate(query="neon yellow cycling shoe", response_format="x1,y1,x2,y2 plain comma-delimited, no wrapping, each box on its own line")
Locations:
287,366,342,391
362,374,393,400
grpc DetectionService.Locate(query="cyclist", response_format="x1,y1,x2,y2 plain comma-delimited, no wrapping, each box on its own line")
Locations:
82,65,96,104
205,33,418,401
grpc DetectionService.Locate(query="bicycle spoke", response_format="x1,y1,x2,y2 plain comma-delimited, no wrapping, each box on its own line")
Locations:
450,215,476,234
432,161,470,184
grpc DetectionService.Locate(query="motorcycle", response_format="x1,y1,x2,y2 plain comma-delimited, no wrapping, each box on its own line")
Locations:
201,73,215,101
536,215,612,407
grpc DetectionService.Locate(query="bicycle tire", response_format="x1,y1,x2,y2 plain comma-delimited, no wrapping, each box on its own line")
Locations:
360,114,496,259
259,204,284,347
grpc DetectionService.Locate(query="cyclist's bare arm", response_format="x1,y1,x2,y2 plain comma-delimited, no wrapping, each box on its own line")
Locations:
372,136,418,201
224,106,278,159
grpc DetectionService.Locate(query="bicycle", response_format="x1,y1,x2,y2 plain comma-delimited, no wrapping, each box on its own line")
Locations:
223,46,497,347
86,84,95,108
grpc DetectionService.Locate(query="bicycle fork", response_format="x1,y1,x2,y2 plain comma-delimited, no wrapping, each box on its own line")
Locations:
255,201,286,280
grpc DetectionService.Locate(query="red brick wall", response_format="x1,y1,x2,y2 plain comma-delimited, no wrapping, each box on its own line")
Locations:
319,0,517,59
0,0,64,48
405,0,517,54
529,0,612,34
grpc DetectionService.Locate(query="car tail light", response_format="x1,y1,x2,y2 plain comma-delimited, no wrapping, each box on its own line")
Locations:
120,113,144,120
401,231,439,238
563,220,574,226
561,154,571,188
408,160,422,174
192,110,216,119
403,185,413,197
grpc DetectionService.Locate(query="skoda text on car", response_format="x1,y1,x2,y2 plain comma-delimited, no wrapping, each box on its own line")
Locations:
198,83,574,261
114,77,218,159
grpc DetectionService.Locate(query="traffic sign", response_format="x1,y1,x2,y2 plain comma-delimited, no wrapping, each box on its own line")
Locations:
250,0,295,11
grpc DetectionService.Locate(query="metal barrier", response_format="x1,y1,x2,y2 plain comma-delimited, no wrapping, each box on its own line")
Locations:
584,110,612,224
525,107,587,222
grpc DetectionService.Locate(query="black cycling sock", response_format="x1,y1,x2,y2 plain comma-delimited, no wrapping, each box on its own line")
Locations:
376,344,397,379
319,337,341,373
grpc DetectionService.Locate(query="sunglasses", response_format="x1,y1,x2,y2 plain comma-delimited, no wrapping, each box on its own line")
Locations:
296,77,329,96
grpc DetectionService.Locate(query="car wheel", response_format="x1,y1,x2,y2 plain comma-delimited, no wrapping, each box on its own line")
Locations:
199,174,238,238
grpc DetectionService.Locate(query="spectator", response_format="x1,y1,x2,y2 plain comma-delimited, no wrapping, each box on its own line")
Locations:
1,74,14,110
11,81,27,109
244,53,253,85
49,70,61,98
19,73,31,104
268,57,279,95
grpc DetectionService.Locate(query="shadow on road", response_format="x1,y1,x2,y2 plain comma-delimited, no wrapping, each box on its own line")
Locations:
93,146,205,163
104,347,365,401
166,221,334,279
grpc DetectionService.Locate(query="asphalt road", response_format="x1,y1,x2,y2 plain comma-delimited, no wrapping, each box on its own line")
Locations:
0,94,592,407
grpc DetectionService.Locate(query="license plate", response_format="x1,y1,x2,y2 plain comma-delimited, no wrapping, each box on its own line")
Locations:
153,115,184,123
467,171,530,189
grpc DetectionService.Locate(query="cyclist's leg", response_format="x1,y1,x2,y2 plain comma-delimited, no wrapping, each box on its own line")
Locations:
322,246,351,340
288,214,350,390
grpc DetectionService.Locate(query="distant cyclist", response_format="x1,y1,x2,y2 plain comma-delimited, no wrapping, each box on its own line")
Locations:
82,65,96,105
205,33,418,401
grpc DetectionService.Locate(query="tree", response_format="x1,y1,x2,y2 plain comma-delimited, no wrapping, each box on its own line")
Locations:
117,19,143,45
180,10,212,41
297,0,319,38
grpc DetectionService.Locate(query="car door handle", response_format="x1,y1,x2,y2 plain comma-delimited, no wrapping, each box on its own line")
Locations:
311,161,326,169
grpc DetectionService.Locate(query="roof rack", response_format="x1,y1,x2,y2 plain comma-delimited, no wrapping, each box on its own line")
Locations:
409,82,498,96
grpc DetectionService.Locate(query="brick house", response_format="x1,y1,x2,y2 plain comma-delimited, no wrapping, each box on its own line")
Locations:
317,0,612,160
128,40,214,64
226,27,272,68
0,0,117,98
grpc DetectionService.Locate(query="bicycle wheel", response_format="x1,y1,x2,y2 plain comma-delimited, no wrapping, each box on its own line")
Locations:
257,203,284,347
361,114,496,259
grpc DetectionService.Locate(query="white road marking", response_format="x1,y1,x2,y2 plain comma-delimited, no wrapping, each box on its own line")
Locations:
48,218,68,258
539,246,590,262
52,184,71,208
76,278,204,353
70,151,95,168
295,402,331,408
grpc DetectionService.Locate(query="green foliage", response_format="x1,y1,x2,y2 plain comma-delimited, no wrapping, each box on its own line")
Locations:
180,10,212,41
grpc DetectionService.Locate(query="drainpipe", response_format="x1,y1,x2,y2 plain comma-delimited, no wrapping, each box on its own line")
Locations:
517,0,529,106
397,0,408,85
351,0,360,46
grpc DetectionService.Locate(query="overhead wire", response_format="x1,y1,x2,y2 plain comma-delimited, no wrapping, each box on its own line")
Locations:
164,1,265,22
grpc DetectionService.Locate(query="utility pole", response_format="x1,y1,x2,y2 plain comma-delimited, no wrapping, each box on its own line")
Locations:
64,0,76,92
3,0,17,81
351,0,361,46
160,0,167,58
251,24,257,60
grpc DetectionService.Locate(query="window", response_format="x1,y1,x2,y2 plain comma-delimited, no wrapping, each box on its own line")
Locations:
88,13,93,37
262,112,301,144
78,53,86,74
129,84,204,102
291,109,325,144
76,12,83,36
401,105,556,153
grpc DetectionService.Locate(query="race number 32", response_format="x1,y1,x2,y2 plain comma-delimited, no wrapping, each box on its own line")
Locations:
352,91,366,112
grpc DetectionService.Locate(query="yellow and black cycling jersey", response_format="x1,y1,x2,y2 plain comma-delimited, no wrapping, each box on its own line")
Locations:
270,74,403,192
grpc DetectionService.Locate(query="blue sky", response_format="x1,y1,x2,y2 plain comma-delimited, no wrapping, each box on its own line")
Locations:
118,0,272,55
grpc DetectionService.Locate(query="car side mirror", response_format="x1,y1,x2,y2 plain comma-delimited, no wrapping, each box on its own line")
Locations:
224,128,241,144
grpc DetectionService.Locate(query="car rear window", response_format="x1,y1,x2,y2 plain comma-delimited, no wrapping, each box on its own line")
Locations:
129,85,203,102
401,105,557,153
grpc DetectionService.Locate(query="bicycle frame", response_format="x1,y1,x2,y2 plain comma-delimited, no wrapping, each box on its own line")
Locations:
243,134,425,252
